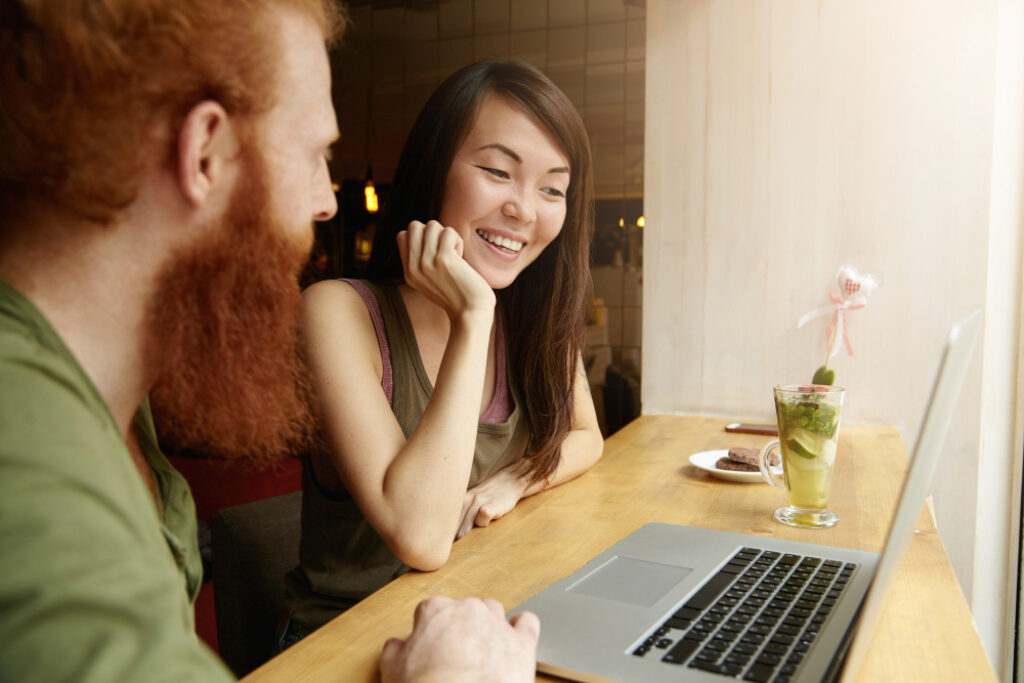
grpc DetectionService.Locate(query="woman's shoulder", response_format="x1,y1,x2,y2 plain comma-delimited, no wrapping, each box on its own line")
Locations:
301,279,380,332
301,280,386,378
304,278,369,307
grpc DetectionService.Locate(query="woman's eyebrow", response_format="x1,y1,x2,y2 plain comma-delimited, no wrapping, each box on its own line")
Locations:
476,142,569,174
477,142,522,163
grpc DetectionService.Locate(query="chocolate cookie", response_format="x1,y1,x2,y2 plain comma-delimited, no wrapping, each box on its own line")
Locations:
715,456,758,472
728,446,779,467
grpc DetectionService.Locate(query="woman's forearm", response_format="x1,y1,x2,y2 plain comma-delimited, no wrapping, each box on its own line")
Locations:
377,310,494,568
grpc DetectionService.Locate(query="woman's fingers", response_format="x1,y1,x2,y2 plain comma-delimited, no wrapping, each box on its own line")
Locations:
456,507,474,540
398,221,425,283
474,504,496,528
396,229,409,270
400,219,495,319
419,220,442,269
437,224,463,263
401,220,460,283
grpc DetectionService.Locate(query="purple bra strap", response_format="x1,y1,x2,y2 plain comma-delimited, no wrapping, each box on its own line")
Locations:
341,279,393,405
480,313,513,423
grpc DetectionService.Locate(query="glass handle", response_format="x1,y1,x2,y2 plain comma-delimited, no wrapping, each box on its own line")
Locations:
759,440,784,489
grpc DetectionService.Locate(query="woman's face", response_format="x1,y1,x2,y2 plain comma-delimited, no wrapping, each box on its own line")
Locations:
439,94,570,290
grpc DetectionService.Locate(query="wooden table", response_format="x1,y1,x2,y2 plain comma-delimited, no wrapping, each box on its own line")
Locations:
244,415,994,682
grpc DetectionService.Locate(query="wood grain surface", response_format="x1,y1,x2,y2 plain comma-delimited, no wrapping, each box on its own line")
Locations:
244,415,994,682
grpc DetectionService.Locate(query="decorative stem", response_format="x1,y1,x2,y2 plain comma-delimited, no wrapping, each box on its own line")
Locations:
824,323,836,367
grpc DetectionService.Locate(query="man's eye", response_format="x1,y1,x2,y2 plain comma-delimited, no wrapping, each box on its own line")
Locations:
477,166,510,179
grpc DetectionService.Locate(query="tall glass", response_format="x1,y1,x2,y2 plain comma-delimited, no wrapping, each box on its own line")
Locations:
758,385,845,528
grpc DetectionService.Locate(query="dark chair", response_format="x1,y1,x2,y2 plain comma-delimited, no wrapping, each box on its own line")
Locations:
210,491,302,677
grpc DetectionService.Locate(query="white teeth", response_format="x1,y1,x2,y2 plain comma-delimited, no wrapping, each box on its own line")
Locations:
477,230,524,253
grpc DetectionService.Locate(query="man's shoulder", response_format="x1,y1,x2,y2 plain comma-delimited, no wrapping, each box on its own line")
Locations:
0,321,130,496
0,284,98,399
0,322,107,429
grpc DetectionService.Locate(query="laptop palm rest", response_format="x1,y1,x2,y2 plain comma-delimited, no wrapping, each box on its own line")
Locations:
568,556,693,607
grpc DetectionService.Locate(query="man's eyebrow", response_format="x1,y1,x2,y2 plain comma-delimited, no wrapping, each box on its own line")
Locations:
476,143,569,174
323,133,340,161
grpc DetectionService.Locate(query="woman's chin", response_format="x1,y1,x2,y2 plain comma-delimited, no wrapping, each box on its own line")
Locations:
468,260,517,290
481,270,517,290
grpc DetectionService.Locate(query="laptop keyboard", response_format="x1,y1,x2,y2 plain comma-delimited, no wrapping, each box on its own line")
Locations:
631,547,858,682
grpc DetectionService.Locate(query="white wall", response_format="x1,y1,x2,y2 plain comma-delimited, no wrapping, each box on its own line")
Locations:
978,0,1024,676
643,0,1021,674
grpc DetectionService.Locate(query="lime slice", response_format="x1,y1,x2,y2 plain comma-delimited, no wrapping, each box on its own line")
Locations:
787,430,826,459
787,438,817,459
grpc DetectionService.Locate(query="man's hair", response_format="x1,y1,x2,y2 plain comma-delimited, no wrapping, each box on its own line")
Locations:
0,0,345,224
368,59,595,484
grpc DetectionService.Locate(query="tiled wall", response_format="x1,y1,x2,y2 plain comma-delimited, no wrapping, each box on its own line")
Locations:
331,0,645,200
591,264,642,374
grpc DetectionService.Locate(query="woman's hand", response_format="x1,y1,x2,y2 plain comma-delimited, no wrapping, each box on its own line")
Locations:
397,220,495,322
456,465,530,540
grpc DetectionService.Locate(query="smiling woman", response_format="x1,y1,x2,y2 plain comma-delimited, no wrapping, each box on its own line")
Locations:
438,95,569,289
279,59,603,648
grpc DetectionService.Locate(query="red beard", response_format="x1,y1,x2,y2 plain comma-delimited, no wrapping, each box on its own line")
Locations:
146,153,316,464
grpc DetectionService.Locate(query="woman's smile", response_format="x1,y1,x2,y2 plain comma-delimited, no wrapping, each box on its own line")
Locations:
475,228,525,256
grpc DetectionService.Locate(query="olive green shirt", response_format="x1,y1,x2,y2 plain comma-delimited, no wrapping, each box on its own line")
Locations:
0,280,233,681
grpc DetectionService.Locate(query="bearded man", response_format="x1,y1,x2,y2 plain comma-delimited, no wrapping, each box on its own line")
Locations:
0,1,537,681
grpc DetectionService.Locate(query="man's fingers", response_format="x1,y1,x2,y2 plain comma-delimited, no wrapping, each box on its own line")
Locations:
509,610,541,645
380,636,404,664
412,595,449,628
379,636,405,683
482,597,506,619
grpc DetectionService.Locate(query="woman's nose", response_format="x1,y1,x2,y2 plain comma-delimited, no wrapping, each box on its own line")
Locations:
502,192,535,224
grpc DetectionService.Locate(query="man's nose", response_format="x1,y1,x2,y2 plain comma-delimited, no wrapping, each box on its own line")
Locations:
313,162,338,222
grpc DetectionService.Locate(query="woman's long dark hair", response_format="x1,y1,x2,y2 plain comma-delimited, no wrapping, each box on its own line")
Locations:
368,59,594,484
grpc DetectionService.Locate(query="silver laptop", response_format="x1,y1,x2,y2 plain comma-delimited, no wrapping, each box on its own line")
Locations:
511,310,982,683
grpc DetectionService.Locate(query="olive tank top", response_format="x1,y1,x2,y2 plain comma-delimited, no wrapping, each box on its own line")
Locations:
283,280,528,635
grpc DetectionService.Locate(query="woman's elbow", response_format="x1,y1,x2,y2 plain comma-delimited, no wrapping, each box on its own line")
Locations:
388,528,452,571
586,429,605,466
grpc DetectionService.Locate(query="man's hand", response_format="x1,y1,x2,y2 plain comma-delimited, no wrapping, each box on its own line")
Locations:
380,596,540,683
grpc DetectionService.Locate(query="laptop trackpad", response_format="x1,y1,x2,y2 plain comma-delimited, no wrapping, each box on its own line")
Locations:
567,556,692,607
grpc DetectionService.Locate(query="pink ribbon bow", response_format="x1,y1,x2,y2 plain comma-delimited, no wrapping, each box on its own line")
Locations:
825,291,866,357
797,264,877,363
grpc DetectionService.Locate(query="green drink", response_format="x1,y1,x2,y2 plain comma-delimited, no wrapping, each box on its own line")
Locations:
759,385,844,528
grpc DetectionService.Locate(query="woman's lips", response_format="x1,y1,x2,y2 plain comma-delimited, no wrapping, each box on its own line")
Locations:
476,229,524,255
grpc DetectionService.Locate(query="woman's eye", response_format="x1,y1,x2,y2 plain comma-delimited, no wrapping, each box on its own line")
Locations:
477,165,510,179
542,187,566,198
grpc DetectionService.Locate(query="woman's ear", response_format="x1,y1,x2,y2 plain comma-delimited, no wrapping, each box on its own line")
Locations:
176,101,239,207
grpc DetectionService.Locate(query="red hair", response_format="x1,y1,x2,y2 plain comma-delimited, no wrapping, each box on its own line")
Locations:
0,0,345,224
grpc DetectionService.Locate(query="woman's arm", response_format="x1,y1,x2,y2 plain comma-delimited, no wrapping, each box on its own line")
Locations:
303,221,496,571
457,355,604,538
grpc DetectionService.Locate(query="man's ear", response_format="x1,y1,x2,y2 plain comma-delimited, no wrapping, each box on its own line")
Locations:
176,101,239,207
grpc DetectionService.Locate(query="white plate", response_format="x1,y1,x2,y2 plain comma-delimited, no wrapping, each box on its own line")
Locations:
688,449,780,483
